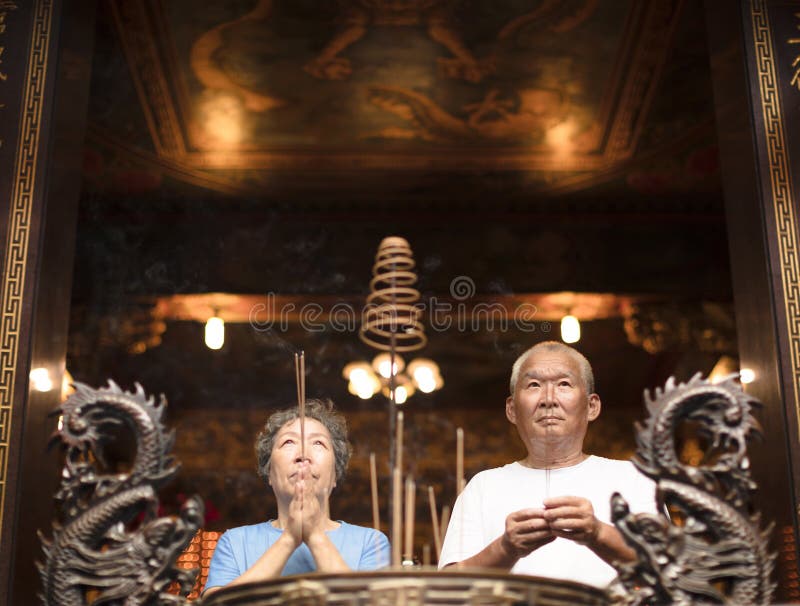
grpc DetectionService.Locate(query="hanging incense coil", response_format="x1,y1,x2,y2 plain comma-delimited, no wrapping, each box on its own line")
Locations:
360,237,427,353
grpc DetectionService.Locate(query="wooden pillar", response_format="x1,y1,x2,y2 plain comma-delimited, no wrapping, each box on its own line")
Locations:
0,0,94,603
706,0,800,600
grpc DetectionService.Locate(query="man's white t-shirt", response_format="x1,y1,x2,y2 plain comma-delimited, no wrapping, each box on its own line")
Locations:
438,455,657,588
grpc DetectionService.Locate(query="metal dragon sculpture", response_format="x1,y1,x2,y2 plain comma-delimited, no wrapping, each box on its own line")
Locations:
610,374,775,605
39,381,203,606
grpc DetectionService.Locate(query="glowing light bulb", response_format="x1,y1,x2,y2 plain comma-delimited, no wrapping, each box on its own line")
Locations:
372,353,404,379
349,368,370,384
351,380,376,400
205,316,224,350
561,315,580,344
30,367,53,392
407,358,443,395
346,363,380,399
413,366,437,393
394,386,408,404
740,368,755,384
378,360,396,378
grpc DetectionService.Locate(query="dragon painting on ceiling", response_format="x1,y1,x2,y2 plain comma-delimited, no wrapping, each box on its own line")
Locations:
107,0,683,173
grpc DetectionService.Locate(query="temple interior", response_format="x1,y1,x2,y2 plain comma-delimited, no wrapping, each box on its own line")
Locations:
2,0,800,604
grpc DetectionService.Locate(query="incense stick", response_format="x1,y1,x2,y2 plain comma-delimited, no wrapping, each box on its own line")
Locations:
370,452,380,532
439,505,450,546
545,464,551,499
456,428,464,495
545,416,551,501
396,411,404,478
404,476,416,562
392,468,402,567
428,485,442,559
392,411,404,566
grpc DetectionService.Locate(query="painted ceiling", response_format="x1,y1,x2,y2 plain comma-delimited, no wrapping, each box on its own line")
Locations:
84,0,720,198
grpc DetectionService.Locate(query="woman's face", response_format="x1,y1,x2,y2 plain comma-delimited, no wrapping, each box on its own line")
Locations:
267,417,337,500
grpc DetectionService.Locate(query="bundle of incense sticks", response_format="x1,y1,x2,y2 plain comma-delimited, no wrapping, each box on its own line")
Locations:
372,418,460,566
294,351,306,459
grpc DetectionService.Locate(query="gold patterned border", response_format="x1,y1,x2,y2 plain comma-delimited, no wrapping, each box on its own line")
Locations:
790,11,799,90
605,0,684,161
0,0,54,538
751,1,800,450
110,0,186,157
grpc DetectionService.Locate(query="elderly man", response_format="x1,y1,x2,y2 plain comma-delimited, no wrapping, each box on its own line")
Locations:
438,341,656,588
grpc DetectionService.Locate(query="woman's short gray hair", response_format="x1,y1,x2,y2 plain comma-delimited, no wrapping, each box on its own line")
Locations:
255,398,353,485
509,341,595,395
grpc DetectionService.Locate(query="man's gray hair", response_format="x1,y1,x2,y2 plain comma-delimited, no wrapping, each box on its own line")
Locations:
509,341,595,395
255,398,353,485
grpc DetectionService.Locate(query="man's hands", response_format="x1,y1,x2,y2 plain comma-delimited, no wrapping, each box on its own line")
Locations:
499,496,635,567
500,508,556,559
541,496,601,546
501,496,601,560
452,495,634,572
447,495,633,571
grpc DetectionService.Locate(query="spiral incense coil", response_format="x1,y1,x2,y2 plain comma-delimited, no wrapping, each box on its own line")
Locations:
360,237,427,353
361,303,426,352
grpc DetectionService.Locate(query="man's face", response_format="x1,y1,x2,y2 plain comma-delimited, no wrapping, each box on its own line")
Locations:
267,417,337,499
505,349,601,451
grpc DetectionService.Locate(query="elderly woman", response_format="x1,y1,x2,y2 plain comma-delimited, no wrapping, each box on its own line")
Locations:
203,399,390,595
